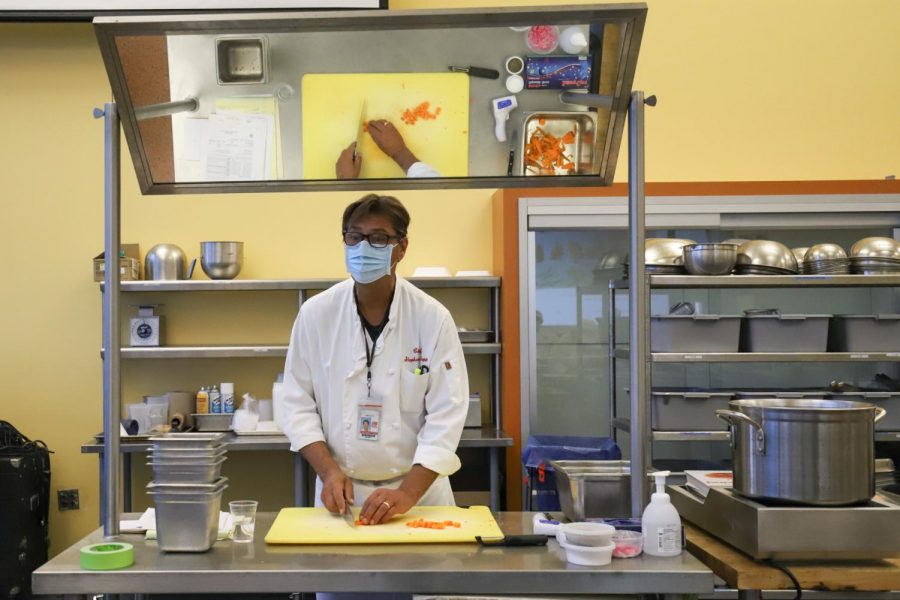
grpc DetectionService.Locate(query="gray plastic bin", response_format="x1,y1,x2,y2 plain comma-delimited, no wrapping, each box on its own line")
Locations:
650,315,742,353
741,314,832,352
831,315,900,352
636,389,735,431
828,391,900,432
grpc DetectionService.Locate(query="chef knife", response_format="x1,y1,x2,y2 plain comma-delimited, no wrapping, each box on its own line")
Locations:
352,100,367,160
448,65,501,80
341,503,356,529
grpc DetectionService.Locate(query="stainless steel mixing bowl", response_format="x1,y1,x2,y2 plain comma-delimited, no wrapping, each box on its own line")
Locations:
736,240,798,272
644,238,697,265
850,237,900,259
683,243,738,276
805,243,848,262
791,247,810,264
200,241,244,280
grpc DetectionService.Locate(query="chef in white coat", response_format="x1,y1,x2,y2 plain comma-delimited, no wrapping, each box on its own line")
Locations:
336,119,440,179
277,194,467,526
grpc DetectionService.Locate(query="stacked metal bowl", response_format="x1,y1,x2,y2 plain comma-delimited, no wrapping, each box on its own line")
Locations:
802,243,850,275
623,238,696,277
735,240,799,275
146,433,228,552
849,237,900,274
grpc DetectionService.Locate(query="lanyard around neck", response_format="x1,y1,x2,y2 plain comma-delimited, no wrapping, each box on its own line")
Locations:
360,315,375,398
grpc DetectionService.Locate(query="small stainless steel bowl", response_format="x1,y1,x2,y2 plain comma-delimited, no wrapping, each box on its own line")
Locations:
644,238,697,265
850,237,900,259
791,247,809,264
683,243,738,276
805,243,847,262
200,241,244,280
736,240,798,273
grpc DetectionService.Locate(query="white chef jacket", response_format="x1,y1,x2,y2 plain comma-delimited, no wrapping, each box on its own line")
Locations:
277,276,468,490
407,162,440,178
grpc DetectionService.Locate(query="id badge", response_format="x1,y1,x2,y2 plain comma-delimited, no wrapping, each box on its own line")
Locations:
357,407,381,441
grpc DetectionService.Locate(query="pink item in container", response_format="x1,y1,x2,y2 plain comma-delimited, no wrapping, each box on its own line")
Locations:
611,530,643,558
526,25,559,54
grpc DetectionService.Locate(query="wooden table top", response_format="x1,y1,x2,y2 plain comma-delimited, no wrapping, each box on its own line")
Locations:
685,523,900,592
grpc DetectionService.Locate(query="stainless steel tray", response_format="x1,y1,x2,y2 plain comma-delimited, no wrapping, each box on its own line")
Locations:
520,111,597,176
670,484,900,559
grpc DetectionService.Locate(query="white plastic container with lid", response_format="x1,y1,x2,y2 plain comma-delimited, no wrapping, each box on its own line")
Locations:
641,471,682,557
559,26,589,54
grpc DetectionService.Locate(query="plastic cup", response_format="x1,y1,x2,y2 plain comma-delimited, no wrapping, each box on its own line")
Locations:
229,500,258,543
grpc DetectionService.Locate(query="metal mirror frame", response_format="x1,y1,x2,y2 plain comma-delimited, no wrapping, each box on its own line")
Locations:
94,3,646,194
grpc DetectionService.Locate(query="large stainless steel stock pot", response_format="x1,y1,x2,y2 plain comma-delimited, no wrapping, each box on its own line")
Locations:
716,398,886,506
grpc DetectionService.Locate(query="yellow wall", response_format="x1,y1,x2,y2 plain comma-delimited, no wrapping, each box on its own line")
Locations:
1,0,898,554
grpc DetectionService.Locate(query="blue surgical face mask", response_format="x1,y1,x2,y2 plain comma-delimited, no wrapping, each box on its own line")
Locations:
344,240,396,284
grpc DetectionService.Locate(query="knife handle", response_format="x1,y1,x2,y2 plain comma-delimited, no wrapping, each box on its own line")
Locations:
476,535,548,547
467,67,501,80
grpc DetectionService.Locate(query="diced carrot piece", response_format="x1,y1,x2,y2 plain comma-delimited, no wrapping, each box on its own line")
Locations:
562,131,576,144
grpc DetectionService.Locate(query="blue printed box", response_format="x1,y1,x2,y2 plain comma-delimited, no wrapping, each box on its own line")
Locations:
525,56,591,90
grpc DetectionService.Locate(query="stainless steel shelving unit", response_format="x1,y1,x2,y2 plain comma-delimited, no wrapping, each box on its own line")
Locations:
101,276,510,515
608,273,900,455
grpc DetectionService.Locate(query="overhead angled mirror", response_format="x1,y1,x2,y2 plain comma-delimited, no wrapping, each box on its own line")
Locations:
94,4,646,194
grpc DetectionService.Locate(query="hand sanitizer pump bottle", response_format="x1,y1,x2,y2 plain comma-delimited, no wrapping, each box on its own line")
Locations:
642,471,683,557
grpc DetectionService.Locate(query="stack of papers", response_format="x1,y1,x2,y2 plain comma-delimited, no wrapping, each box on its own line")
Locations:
685,470,733,498
120,508,234,540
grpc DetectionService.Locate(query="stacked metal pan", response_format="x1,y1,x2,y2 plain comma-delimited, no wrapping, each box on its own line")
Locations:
849,237,900,274
734,240,799,275
146,433,228,552
802,243,850,275
623,238,695,277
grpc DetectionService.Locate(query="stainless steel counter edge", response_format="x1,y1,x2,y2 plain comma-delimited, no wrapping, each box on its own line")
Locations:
33,513,714,596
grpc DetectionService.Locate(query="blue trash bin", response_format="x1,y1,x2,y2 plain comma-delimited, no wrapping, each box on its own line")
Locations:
521,435,621,511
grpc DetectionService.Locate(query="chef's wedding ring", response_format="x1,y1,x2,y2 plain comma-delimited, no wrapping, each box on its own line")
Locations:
382,501,391,509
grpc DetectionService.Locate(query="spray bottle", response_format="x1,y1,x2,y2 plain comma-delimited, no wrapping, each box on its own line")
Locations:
641,471,682,557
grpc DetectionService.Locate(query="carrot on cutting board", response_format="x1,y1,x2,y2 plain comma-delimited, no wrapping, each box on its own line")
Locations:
405,518,461,529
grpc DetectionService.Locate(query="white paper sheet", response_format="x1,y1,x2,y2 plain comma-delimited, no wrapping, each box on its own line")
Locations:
202,112,272,181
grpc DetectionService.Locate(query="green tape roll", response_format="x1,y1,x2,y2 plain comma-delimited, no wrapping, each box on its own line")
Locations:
80,542,134,570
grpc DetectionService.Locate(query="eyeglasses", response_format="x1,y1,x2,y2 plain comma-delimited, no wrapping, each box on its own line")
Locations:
342,231,404,248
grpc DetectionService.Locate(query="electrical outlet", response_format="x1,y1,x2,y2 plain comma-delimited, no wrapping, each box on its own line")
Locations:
57,489,80,511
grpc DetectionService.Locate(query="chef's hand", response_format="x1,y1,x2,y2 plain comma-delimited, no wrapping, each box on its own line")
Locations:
335,142,362,180
358,487,418,525
367,120,419,173
321,469,355,514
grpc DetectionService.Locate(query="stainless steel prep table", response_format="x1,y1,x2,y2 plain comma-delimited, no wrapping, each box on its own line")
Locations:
83,427,513,516
32,512,714,597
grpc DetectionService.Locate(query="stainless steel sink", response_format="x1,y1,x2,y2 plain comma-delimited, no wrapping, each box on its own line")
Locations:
520,111,598,176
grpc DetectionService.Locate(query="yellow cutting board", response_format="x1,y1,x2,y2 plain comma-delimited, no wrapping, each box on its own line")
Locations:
301,73,470,179
265,505,502,544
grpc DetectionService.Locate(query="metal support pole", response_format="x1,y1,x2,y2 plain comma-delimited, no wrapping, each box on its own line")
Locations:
608,281,617,441
491,286,501,431
628,91,650,517
96,102,122,537
294,453,308,506
489,447,500,512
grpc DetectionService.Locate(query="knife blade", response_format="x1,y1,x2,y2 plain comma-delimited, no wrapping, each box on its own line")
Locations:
353,100,367,159
341,503,356,529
